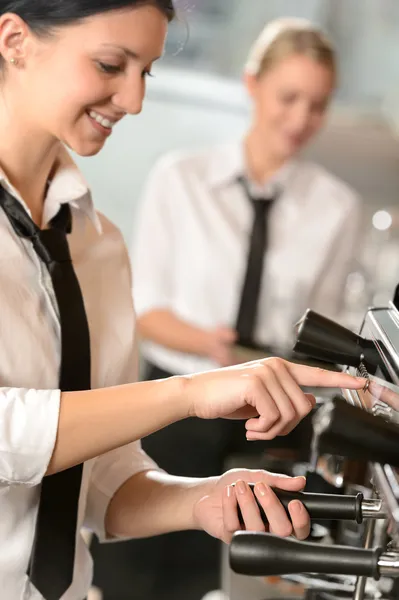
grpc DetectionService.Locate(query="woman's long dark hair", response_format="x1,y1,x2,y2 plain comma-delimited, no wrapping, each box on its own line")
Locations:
0,0,175,33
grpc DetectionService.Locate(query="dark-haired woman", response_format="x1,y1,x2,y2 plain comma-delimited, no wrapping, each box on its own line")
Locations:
0,2,365,599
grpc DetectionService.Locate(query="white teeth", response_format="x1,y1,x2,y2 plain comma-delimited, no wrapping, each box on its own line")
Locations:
88,110,114,129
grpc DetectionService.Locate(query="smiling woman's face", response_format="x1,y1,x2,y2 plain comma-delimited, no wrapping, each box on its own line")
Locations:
0,5,168,156
246,52,335,161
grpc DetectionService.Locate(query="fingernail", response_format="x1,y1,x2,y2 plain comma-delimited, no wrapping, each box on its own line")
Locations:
290,500,303,512
295,476,306,484
226,485,233,498
255,482,267,497
236,480,247,495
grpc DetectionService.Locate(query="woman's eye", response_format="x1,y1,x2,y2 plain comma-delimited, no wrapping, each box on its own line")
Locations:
279,93,298,105
312,101,328,115
98,62,123,74
142,70,155,79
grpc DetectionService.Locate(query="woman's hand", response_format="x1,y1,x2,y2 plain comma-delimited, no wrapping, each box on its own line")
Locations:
193,468,310,543
205,326,239,367
184,357,366,440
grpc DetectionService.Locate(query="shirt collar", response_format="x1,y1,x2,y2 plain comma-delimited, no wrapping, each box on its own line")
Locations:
206,140,299,196
0,145,102,234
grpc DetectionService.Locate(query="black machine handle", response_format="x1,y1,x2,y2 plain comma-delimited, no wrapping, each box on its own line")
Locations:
229,532,381,578
293,309,380,371
314,397,399,467
234,484,364,525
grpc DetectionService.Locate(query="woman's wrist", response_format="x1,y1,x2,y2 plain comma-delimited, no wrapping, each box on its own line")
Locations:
188,476,218,530
153,374,192,423
177,372,208,419
162,475,217,532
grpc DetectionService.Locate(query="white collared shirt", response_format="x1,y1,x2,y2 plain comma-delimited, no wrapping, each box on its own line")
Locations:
132,141,362,375
0,146,156,599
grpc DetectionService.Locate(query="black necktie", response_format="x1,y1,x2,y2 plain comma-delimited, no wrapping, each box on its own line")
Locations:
235,179,277,347
0,187,91,600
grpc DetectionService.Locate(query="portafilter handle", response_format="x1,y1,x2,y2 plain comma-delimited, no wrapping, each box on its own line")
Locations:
234,485,369,525
229,532,382,578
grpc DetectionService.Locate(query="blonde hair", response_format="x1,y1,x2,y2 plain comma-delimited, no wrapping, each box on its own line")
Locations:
245,18,336,83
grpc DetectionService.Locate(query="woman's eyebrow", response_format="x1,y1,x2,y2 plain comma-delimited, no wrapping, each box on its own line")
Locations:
100,43,162,62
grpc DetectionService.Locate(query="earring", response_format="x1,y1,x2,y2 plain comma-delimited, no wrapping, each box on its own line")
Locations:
10,57,17,65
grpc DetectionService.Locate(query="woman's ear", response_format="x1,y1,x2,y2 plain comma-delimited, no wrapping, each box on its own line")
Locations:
243,72,259,99
0,12,31,65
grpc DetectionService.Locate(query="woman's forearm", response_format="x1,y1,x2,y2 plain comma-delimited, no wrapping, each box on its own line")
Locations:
47,357,366,477
47,377,187,475
105,469,216,539
137,309,211,356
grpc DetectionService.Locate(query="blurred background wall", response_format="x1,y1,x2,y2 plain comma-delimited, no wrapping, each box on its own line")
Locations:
73,0,399,328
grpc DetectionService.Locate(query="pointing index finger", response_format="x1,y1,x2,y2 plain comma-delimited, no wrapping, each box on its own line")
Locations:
277,361,366,390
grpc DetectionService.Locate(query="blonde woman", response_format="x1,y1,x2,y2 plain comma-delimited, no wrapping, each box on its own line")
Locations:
129,17,362,600
134,17,361,379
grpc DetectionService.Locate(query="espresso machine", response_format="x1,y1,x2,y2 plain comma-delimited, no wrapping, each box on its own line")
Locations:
228,303,399,600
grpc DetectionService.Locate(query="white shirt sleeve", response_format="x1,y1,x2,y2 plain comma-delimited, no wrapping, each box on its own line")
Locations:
0,387,60,486
311,193,362,321
84,441,158,542
132,157,179,317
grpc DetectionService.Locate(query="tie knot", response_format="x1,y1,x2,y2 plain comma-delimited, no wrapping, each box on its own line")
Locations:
237,176,279,208
252,196,274,209
251,197,275,222
0,187,72,268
